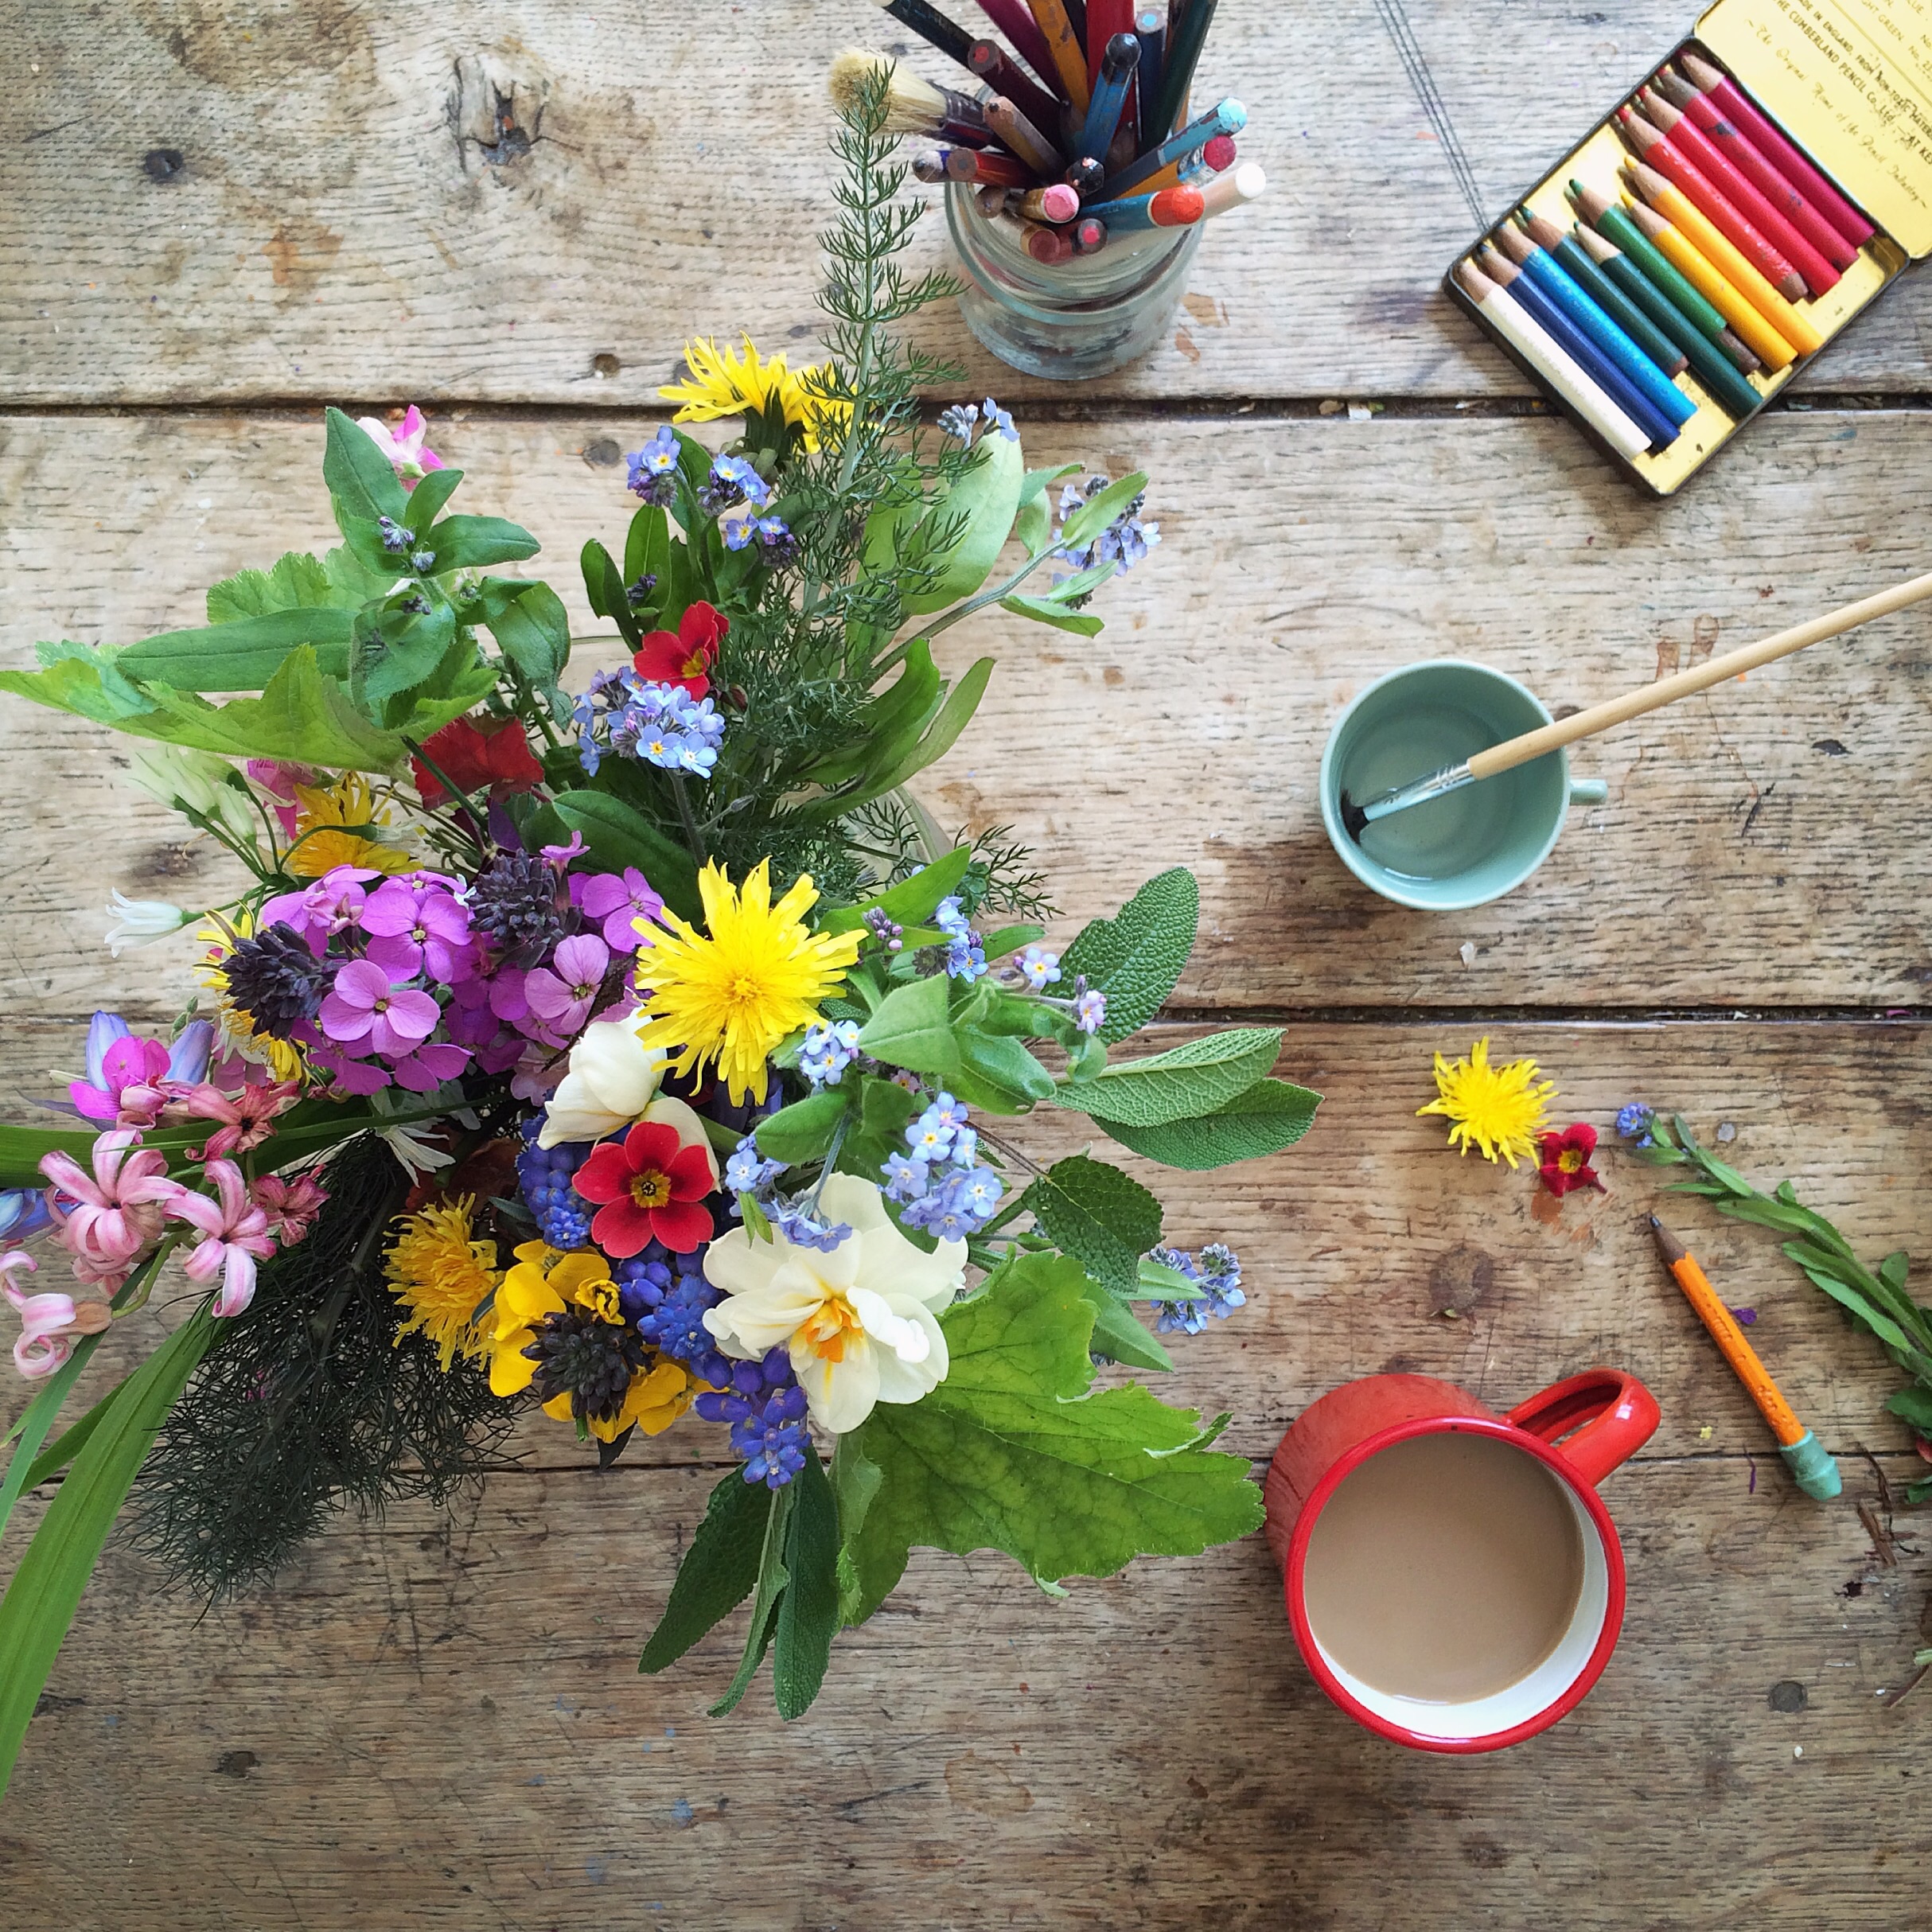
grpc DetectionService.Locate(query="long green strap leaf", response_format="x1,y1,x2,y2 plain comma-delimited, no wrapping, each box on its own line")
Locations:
0,1338,99,1544
18,1381,127,1496
0,1306,214,1797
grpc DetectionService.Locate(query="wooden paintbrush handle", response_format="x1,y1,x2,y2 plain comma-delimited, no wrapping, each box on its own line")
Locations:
1467,568,1932,781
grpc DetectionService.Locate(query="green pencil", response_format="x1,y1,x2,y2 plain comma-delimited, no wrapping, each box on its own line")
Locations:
1569,180,1730,344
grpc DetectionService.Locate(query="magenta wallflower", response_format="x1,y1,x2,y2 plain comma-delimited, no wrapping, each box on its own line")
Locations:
261,864,379,943
388,1042,472,1093
361,876,474,983
166,1159,277,1317
3,1250,111,1380
318,959,441,1059
40,1129,176,1286
524,933,611,1040
571,868,664,953
176,1078,302,1159
251,1171,328,1245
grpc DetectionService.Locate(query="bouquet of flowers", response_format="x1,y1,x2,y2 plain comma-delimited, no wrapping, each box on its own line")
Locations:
0,74,1318,1777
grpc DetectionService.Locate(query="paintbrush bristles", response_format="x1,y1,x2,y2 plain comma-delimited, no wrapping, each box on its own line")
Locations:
829,49,957,134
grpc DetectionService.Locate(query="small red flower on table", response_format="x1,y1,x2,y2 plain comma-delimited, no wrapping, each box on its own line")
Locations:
1538,1123,1606,1198
633,601,728,699
411,715,546,807
572,1121,715,1256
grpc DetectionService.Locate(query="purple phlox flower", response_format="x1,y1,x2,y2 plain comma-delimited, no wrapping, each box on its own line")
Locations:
571,867,664,953
317,958,441,1059
937,402,979,444
360,875,474,984
980,397,1018,441
798,1019,860,1089
627,426,681,504
933,897,986,981
524,933,612,1040
1017,945,1061,991
261,863,380,941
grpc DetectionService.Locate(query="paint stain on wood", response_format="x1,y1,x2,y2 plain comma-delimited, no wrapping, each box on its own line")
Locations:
1428,1244,1494,1317
262,221,342,293
1173,329,1201,364
944,1751,1033,1817
1181,293,1226,327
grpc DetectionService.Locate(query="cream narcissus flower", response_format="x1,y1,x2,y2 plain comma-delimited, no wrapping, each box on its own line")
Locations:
536,1021,669,1147
701,1174,965,1434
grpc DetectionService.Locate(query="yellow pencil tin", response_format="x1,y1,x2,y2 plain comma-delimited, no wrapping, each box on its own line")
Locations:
1443,0,1929,497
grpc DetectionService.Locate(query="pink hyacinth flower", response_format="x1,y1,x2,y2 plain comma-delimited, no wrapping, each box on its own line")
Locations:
571,867,665,954
2,1250,112,1380
251,1171,329,1246
175,1079,302,1159
41,1130,176,1279
167,1159,277,1318
318,959,441,1059
356,407,445,488
524,933,611,1042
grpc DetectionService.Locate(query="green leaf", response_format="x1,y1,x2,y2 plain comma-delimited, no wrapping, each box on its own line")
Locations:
1059,869,1199,1045
624,501,672,590
549,791,702,924
638,1469,773,1674
855,973,955,1076
833,1435,886,1625
1015,463,1082,556
757,1088,852,1166
352,596,458,712
820,846,973,936
1081,1283,1174,1372
204,546,386,625
1887,1386,1932,1434
981,923,1044,964
710,1482,794,1717
1059,471,1147,551
904,429,1026,614
581,538,643,648
0,652,158,729
773,1450,840,1720
956,1030,1054,1104
1061,1028,1283,1128
0,1341,99,1549
420,515,540,574
323,406,408,539
474,578,571,687
833,1076,921,1184
17,1382,123,1496
1022,1155,1163,1299
843,1252,1263,1625
403,466,464,532
793,657,994,822
1100,1077,1322,1170
999,594,1106,636
0,1305,216,1798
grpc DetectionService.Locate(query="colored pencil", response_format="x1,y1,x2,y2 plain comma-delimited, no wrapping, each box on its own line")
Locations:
1086,0,1135,89
1678,51,1873,251
870,0,979,70
1517,211,1685,377
1073,214,1109,253
832,50,994,145
1152,0,1215,134
976,182,1007,215
1135,6,1167,143
1572,224,1763,418
1025,0,1090,111
1650,1217,1841,1501
1619,197,1795,370
1476,244,1681,450
1063,0,1087,46
1063,154,1107,198
1079,33,1139,162
1016,181,1082,222
984,94,1065,174
1624,161,1823,354
1078,181,1205,230
941,144,1034,187
970,0,1061,88
1568,181,1751,364
1130,131,1234,197
999,208,1074,261
1494,220,1696,427
968,40,1063,134
1618,109,1805,302
1100,95,1245,197
1196,159,1264,217
1653,68,1857,273
1455,259,1651,460
1637,88,1839,296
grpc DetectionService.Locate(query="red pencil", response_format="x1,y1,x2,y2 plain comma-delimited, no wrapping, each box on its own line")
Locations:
968,39,1063,134
1637,88,1838,296
1653,67,1857,273
1087,0,1136,88
1617,108,1805,302
970,0,1063,95
1678,50,1873,251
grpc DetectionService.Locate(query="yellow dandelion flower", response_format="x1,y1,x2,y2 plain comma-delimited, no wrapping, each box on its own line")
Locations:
1417,1037,1556,1169
197,912,307,1083
385,1197,502,1369
633,859,862,1108
288,773,412,878
658,335,851,453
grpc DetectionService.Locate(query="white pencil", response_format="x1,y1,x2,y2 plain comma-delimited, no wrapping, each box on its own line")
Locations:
1453,259,1650,461
1198,161,1264,217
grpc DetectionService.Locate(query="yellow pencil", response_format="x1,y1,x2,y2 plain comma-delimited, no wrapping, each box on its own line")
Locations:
1650,1216,1840,1499
1622,197,1796,371
1024,0,1090,111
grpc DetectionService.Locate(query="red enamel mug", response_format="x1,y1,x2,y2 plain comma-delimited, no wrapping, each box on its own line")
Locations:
1264,1368,1660,1753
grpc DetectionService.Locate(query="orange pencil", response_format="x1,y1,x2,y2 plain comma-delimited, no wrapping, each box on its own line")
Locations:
1622,200,1796,372
1624,161,1823,356
1024,0,1090,111
1650,1217,1840,1499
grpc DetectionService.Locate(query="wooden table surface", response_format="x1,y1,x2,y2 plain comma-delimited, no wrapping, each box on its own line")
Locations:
5,3,1930,1926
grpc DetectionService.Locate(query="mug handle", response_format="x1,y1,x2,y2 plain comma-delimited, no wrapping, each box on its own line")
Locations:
1569,777,1608,804
1506,1369,1660,1489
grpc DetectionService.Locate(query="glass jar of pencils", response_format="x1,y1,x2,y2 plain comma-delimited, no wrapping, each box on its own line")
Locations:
945,180,1203,380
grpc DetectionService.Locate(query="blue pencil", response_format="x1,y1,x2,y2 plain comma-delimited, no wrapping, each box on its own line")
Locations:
1478,247,1681,450
1498,224,1696,429
1134,6,1167,145
1101,95,1245,197
1080,33,1141,164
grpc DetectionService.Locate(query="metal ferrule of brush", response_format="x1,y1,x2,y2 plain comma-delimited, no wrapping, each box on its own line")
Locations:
1361,760,1474,824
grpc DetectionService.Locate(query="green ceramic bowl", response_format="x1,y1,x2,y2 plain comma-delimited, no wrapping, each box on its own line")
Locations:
1319,660,1607,911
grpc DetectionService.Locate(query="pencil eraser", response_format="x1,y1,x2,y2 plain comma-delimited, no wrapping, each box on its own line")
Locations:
1778,1429,1842,1501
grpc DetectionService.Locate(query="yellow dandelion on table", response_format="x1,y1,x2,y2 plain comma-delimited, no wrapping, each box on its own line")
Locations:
634,859,863,1108
1417,1036,1556,1169
385,1197,502,1370
288,773,412,878
658,335,850,453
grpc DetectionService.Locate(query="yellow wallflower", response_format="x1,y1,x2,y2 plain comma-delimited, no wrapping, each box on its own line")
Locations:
489,1242,691,1443
658,335,850,453
633,860,863,1107
1417,1037,1556,1168
288,773,412,878
197,913,307,1083
385,1197,501,1369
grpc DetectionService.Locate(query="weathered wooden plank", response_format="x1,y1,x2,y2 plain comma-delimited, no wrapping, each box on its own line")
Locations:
5,411,1932,1014
11,1019,1928,1485
4,0,1929,403
2,1451,1924,1931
